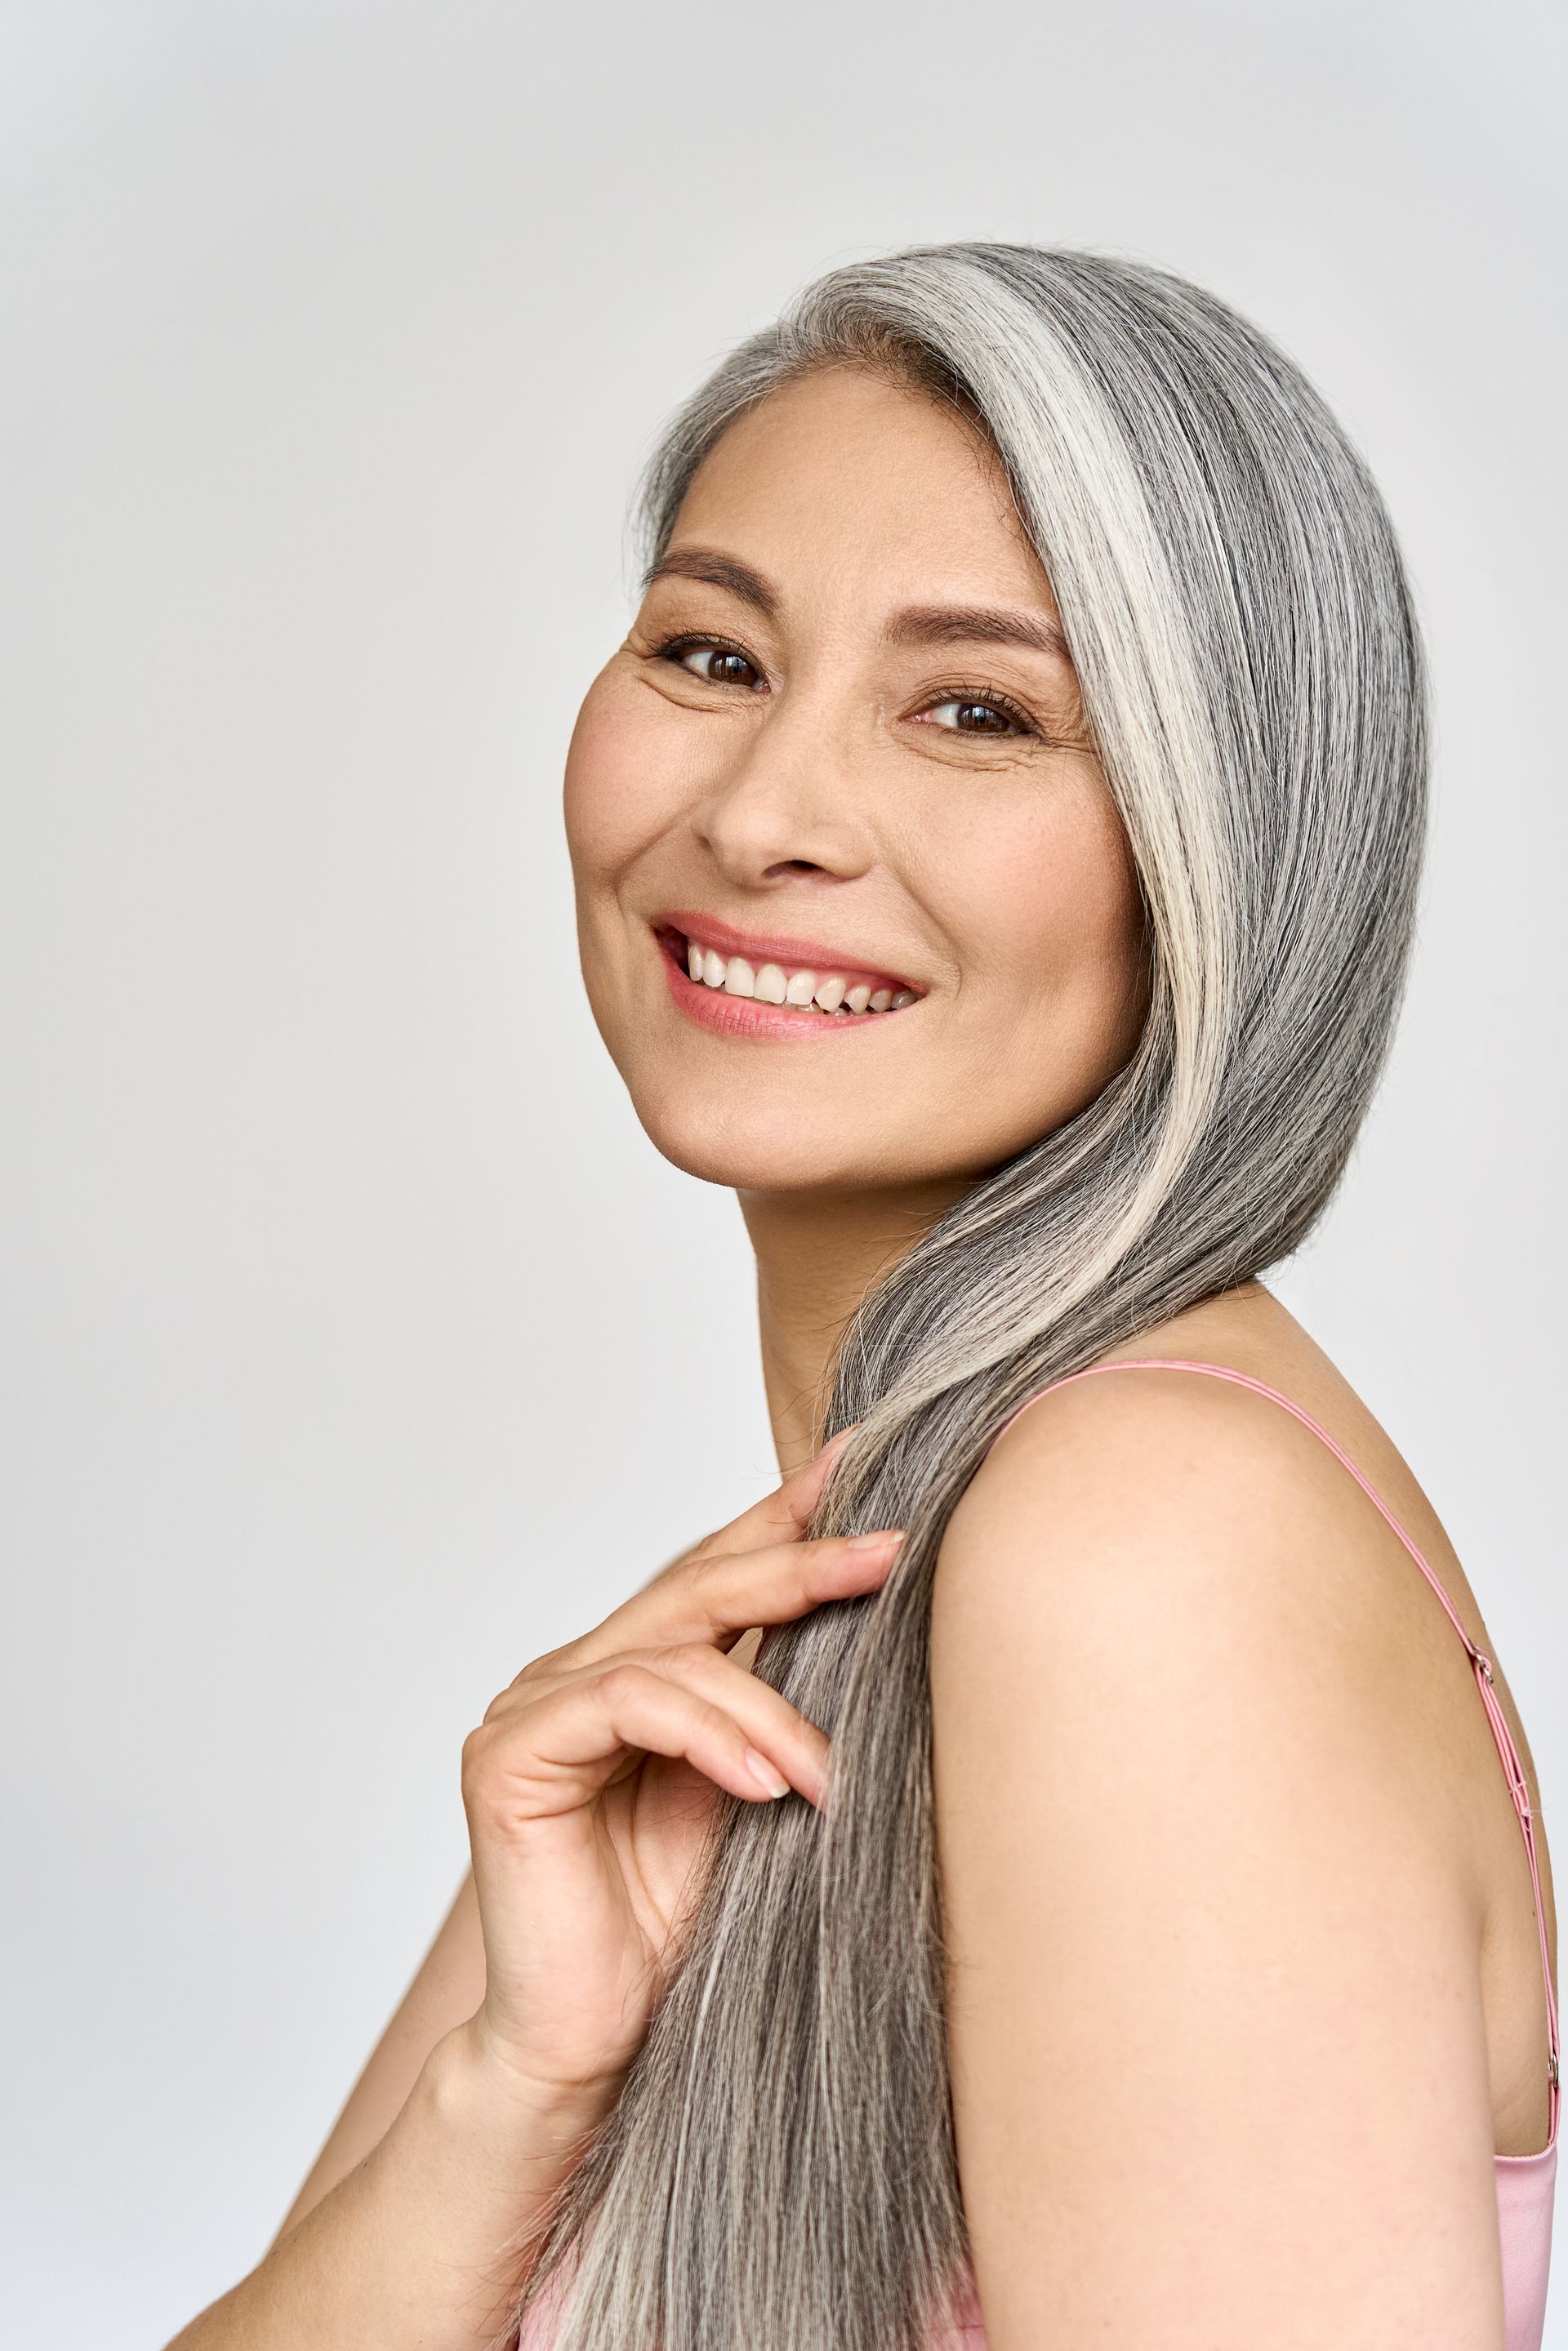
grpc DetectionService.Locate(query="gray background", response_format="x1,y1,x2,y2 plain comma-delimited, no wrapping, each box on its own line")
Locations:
2,3,1563,2343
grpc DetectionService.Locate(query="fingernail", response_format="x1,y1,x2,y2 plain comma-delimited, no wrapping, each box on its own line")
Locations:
745,1748,791,1798
848,1527,906,1552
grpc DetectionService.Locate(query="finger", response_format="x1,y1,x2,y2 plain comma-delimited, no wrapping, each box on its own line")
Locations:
581,1526,904,1659
471,1661,814,1819
684,1423,860,1565
630,1641,831,1803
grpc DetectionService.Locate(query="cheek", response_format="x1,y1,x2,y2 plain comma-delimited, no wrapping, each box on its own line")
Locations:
562,666,693,886
952,783,1147,1042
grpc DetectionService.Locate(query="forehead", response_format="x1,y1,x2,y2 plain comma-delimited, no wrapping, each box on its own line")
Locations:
664,365,1059,621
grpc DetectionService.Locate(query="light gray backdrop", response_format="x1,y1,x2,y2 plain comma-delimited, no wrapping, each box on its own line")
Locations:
2,3,1563,2344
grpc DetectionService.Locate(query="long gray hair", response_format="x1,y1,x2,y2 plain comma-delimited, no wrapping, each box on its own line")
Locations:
510,243,1428,2350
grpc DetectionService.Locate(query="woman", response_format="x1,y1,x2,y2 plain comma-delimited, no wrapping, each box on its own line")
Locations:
167,244,1558,2351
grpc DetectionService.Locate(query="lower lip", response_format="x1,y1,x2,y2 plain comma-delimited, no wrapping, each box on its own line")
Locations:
659,944,916,1041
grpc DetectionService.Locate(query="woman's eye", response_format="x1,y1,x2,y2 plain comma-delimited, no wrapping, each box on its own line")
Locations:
920,696,1030,737
672,643,764,690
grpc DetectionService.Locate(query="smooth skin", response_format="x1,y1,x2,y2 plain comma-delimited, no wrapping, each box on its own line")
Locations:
167,366,1556,2349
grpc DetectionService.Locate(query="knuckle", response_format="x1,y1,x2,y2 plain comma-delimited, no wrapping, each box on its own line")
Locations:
482,1654,554,1721
659,1639,719,1679
670,1556,735,1630
596,1659,651,1708
460,1722,497,1791
679,1547,728,1597
516,1644,567,1681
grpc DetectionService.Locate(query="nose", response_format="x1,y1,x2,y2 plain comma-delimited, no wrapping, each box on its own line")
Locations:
687,697,874,891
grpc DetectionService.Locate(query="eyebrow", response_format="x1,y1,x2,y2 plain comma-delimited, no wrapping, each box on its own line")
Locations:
884,603,1072,663
643,549,1072,666
642,547,778,616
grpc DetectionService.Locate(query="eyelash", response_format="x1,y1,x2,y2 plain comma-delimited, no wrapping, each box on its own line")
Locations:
648,632,1040,738
653,632,763,685
918,680,1038,738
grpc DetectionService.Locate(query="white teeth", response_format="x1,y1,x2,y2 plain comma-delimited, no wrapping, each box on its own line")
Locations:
680,934,915,1016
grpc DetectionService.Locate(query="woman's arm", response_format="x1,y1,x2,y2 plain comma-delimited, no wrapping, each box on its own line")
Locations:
273,1551,714,2241
163,1442,889,2349
271,1870,487,2242
930,1368,1506,2351
169,2019,610,2351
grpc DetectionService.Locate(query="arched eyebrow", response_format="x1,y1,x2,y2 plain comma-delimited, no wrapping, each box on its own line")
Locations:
884,604,1072,663
642,548,778,616
642,551,1072,667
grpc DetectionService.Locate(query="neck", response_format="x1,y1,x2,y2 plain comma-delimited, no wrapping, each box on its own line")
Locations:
738,1178,973,1475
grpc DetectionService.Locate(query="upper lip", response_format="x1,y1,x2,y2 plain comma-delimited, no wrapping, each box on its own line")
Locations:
655,907,922,995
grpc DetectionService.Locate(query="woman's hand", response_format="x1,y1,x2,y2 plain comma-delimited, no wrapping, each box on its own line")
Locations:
457,1438,902,2101
162,1448,897,2351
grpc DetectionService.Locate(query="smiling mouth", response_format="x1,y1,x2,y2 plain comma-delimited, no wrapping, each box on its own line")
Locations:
653,920,921,1022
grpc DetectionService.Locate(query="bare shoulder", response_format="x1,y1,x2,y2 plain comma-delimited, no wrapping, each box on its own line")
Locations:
929,1351,1470,1896
929,1357,1503,2344
934,1351,1432,1694
929,1343,1490,1868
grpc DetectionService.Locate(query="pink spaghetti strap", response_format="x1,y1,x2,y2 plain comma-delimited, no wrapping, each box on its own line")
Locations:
994,1356,1560,2148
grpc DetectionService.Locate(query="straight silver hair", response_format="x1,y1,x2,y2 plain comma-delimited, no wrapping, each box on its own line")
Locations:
508,243,1428,2351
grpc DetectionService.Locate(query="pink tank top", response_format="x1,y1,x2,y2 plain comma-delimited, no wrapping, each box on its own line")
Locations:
518,1359,1559,2349
929,1358,1558,2351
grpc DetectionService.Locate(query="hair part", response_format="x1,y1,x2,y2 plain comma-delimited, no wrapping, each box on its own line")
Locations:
509,241,1428,2351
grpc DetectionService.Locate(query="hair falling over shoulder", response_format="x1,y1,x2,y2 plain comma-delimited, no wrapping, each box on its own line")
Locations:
506,241,1429,2351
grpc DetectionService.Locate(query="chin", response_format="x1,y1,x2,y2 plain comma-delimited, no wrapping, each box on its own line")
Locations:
628,1093,876,1191
625,1080,1004,1197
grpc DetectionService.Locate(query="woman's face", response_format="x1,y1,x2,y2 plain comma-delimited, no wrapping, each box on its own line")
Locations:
564,364,1149,1196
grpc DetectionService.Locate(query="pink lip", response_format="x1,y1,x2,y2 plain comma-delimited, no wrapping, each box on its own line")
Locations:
651,912,924,1041
656,907,920,997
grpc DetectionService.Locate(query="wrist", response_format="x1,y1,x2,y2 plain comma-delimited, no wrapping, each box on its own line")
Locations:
424,2017,620,2174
